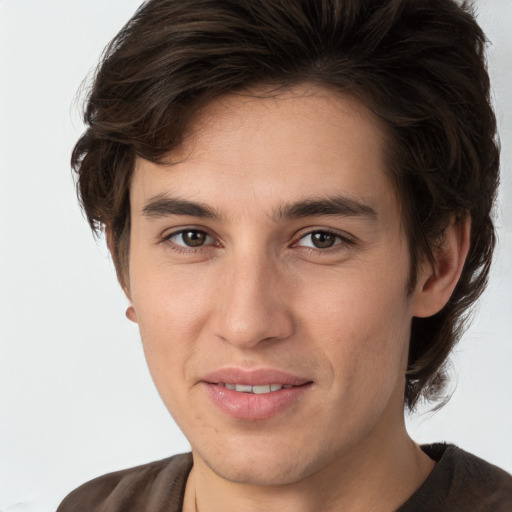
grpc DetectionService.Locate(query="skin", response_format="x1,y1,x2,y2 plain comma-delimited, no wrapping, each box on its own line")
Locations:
124,85,469,512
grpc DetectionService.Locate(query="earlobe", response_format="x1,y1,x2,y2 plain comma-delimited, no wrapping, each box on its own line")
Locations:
412,215,471,318
126,305,138,323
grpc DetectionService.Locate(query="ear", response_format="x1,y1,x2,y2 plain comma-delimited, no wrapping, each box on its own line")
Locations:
106,228,138,323
412,215,471,318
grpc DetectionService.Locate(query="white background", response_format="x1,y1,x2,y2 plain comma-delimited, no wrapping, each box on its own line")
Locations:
1,1,511,510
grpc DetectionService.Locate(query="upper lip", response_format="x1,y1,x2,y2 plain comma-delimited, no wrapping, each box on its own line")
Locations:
202,367,311,386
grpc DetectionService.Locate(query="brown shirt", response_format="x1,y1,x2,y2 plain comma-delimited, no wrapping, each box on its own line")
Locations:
58,444,512,512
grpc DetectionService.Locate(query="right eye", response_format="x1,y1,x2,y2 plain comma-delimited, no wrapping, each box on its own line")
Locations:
165,229,215,248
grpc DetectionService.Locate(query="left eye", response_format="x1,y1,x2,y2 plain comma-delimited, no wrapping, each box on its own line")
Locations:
167,229,214,248
296,231,344,249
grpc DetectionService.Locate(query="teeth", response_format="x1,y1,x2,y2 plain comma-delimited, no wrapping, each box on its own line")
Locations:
221,383,287,394
235,384,253,393
252,385,271,394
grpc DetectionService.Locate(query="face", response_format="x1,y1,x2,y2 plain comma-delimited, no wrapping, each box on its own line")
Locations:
127,86,424,486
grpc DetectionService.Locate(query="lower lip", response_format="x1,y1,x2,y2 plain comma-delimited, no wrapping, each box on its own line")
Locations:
203,383,312,420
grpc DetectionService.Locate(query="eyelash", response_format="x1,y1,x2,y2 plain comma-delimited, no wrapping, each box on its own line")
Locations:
292,230,354,254
160,228,354,255
161,229,219,254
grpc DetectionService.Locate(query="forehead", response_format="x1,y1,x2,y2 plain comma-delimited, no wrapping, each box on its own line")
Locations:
130,85,397,219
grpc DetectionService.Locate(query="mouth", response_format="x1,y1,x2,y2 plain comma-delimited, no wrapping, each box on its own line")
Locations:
201,368,313,420
215,383,301,394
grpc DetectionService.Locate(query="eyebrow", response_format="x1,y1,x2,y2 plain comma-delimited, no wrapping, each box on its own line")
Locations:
141,194,377,222
142,194,221,220
273,196,378,221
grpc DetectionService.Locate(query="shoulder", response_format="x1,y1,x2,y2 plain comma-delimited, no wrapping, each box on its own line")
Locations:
57,453,193,512
399,443,512,512
429,443,512,494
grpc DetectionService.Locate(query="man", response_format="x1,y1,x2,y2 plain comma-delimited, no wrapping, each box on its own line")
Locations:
58,0,512,510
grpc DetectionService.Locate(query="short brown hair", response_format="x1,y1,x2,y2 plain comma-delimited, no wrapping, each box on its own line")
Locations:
72,0,499,409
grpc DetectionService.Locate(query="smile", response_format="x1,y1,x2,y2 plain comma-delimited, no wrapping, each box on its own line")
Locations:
217,383,295,394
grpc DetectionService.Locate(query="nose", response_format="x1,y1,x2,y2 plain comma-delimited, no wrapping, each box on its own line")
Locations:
213,252,295,349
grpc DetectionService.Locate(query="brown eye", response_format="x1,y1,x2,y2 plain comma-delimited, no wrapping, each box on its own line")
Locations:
168,229,213,247
296,230,347,250
310,231,336,248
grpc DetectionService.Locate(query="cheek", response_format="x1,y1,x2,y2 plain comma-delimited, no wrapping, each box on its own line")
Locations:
131,253,214,328
129,261,215,387
299,276,412,448
300,267,412,387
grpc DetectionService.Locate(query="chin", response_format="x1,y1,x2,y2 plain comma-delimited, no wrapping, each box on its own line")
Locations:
209,457,311,486
195,438,329,487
